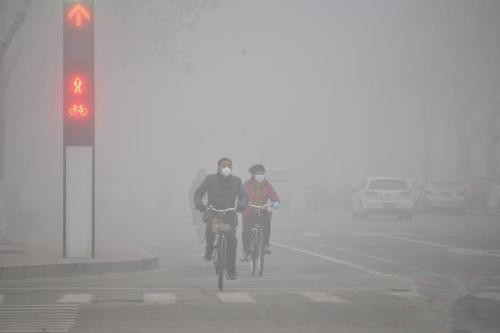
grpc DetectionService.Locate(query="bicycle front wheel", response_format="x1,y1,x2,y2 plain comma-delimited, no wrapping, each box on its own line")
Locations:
215,237,226,291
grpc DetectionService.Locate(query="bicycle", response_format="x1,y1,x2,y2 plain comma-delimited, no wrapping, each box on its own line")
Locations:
248,203,271,276
205,206,236,291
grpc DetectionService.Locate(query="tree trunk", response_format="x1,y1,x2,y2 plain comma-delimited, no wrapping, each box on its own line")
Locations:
484,110,499,207
421,110,432,179
454,113,472,180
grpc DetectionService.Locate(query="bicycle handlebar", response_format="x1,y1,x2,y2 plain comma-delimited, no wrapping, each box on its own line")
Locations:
206,206,236,213
249,203,271,209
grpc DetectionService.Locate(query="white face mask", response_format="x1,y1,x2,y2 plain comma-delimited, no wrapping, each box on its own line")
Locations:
255,174,265,183
221,167,232,177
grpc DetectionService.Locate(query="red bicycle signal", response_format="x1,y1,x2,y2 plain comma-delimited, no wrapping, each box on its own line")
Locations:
68,104,89,117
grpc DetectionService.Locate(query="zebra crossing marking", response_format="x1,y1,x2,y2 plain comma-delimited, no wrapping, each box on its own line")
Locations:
301,292,348,303
216,292,256,303
474,291,500,301
0,304,79,333
57,294,93,303
143,293,177,304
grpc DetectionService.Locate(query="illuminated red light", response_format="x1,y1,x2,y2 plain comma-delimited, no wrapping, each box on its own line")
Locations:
68,104,89,117
67,4,91,27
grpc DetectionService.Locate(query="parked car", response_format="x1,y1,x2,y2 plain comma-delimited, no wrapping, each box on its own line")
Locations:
352,177,414,220
419,179,466,214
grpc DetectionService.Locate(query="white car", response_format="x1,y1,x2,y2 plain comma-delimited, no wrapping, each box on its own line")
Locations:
419,179,466,214
352,177,414,220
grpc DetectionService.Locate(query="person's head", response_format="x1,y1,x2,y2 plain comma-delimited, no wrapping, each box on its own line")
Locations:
249,164,266,183
217,158,233,177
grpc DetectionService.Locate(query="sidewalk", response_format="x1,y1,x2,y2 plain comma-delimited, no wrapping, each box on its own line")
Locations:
0,230,159,280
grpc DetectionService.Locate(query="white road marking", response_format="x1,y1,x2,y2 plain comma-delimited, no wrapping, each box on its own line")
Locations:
300,232,325,237
272,241,418,293
0,304,80,307
447,248,489,256
0,287,187,291
301,292,347,303
354,233,500,258
216,292,256,303
389,290,423,298
0,304,79,333
292,236,395,264
474,292,500,301
143,293,177,304
57,293,93,303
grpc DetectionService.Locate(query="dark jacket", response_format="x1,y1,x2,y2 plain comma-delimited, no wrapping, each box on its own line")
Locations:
193,174,249,225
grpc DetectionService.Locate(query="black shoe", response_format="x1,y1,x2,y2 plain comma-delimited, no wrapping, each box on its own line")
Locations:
204,248,213,261
226,271,237,280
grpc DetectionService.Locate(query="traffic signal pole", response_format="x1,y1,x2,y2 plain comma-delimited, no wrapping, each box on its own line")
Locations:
63,0,95,258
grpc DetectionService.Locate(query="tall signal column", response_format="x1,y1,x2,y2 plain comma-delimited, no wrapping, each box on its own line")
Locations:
63,0,95,258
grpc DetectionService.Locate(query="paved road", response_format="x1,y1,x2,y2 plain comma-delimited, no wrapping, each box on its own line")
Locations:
0,211,499,333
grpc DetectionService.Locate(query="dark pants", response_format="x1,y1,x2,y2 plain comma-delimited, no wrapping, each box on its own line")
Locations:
242,211,271,253
204,212,238,274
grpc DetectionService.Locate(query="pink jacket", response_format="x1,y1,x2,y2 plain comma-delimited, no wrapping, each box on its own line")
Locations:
242,178,279,218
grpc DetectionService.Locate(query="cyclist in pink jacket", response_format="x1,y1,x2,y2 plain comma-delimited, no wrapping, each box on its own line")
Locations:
241,164,280,261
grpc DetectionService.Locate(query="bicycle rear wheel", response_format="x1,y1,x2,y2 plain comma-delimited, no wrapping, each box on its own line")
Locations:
218,265,224,291
257,231,265,276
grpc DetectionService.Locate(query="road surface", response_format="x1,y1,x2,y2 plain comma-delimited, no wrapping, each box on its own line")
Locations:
0,210,499,333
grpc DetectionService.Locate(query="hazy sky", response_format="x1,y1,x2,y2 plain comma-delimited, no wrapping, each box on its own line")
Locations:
1,0,499,244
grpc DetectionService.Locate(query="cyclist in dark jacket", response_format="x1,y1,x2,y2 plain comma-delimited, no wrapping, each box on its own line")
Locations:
193,158,249,280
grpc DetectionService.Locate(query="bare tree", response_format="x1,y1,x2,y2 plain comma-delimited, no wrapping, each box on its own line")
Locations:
0,0,32,181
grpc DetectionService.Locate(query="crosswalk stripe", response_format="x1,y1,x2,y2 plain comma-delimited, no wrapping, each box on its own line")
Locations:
0,304,78,333
0,331,69,333
301,292,348,303
0,314,77,317
474,292,500,301
0,321,74,323
57,294,93,303
0,305,79,308
0,325,73,328
143,293,177,304
216,292,256,303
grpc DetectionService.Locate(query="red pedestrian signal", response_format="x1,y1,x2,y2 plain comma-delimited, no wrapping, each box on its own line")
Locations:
69,75,85,95
73,77,83,94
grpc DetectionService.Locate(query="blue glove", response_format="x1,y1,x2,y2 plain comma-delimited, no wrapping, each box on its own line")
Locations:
272,201,280,209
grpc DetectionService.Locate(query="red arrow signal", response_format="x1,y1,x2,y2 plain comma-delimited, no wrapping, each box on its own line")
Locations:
67,4,91,27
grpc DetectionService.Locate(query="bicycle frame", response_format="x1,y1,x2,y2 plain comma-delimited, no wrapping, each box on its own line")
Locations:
248,203,270,276
205,206,235,290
